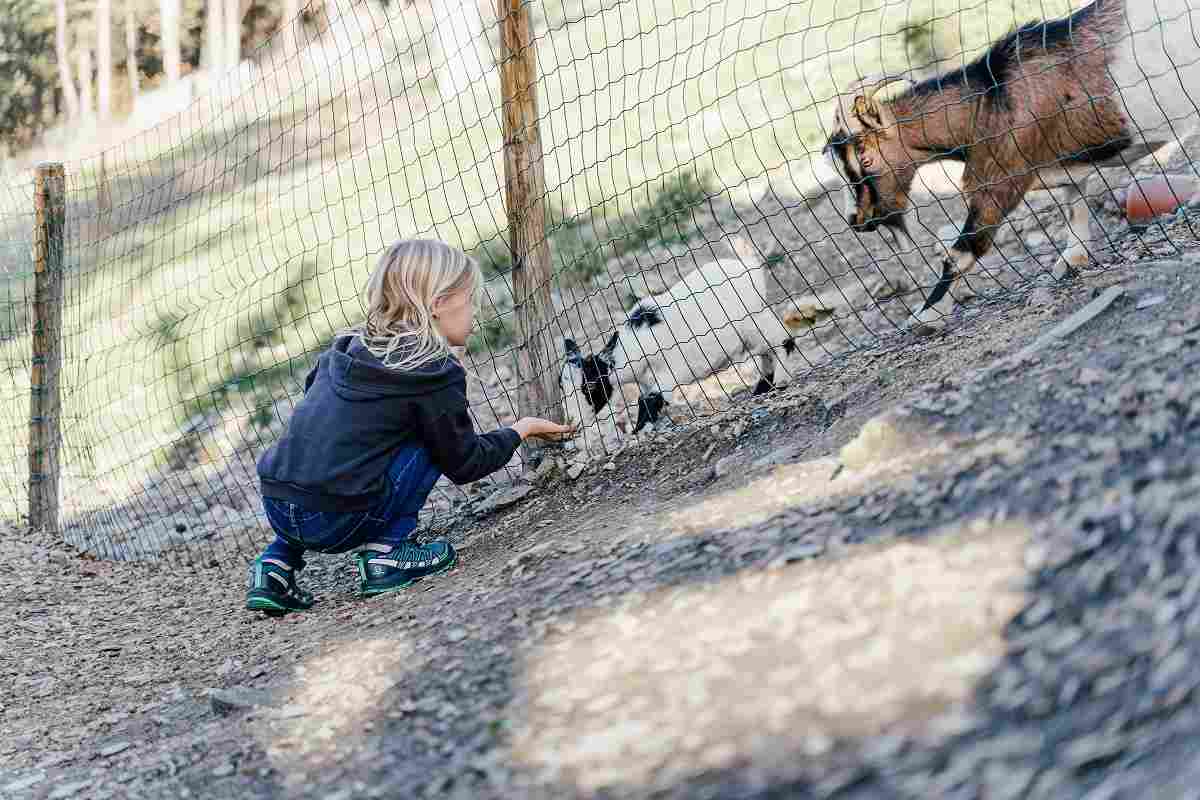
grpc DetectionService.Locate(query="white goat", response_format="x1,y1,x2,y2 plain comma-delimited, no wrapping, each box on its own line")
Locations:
562,235,794,432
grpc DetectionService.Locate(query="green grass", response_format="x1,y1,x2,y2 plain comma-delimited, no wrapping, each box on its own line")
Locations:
0,0,1075,519
472,168,714,283
468,296,517,356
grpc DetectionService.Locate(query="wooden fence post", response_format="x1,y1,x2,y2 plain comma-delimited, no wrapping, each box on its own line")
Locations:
29,162,65,536
498,0,564,460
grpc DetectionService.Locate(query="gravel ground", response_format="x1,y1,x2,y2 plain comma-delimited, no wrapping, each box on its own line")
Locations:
5,247,1200,799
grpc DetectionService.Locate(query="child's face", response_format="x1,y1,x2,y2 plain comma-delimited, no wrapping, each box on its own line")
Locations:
432,286,476,347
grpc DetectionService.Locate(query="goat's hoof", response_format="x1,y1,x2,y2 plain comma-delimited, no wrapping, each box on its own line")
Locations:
1052,254,1086,281
752,378,775,396
908,303,947,337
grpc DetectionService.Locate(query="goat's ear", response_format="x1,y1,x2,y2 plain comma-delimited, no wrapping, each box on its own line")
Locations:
563,337,583,367
601,331,620,357
851,83,900,134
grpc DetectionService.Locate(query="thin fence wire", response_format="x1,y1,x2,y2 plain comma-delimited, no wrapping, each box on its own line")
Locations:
1,0,1198,565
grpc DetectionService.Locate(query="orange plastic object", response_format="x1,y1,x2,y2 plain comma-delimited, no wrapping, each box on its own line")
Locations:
1124,175,1200,223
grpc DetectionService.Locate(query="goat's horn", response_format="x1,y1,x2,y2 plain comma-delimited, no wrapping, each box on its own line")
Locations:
840,73,911,131
862,73,912,102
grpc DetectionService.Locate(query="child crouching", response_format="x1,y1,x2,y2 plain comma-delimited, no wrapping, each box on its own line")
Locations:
247,239,574,614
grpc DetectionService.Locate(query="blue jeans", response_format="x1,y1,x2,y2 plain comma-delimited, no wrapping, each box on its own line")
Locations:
259,444,442,568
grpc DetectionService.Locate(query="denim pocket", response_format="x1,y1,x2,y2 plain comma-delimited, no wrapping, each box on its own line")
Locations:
263,498,298,536
290,506,323,526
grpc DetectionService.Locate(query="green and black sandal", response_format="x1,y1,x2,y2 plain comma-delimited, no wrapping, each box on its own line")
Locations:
246,556,315,615
356,540,457,597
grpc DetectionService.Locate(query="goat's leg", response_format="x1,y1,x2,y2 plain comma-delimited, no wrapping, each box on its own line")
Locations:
752,350,776,395
919,172,1034,315
1054,185,1093,279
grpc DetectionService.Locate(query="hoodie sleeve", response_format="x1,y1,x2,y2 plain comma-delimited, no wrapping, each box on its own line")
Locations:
414,375,522,485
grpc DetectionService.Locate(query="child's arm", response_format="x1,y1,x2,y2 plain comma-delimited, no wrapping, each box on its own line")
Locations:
511,417,577,441
415,376,577,485
418,405,523,485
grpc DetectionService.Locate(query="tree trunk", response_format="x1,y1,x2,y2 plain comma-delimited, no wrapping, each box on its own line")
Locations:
205,0,225,76
97,0,112,121
160,0,181,84
126,0,139,97
78,49,95,123
55,0,80,120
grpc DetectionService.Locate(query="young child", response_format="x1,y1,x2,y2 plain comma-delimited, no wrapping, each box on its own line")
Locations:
246,239,574,614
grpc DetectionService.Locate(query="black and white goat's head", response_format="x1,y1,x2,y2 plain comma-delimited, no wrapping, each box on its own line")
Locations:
561,332,668,434
561,332,619,418
823,74,918,237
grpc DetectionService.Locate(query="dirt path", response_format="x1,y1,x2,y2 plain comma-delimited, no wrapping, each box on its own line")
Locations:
5,255,1200,799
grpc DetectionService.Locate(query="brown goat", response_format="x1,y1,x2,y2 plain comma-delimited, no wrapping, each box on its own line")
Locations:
824,0,1195,315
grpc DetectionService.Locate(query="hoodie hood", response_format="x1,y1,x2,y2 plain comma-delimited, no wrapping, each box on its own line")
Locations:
327,335,464,400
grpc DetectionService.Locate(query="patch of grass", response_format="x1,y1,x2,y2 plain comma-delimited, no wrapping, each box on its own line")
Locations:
474,168,714,287
469,205,607,284
471,235,516,280
468,298,516,356
550,168,714,282
609,169,713,256
164,257,324,431
547,212,608,283
896,12,961,76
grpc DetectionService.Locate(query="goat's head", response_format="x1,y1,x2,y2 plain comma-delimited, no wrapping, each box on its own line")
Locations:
824,74,917,235
561,332,620,416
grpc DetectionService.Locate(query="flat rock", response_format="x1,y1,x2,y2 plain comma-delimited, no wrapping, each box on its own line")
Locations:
770,541,826,566
97,740,132,758
209,686,286,717
3,772,47,793
475,484,534,516
48,781,92,799
1136,292,1168,310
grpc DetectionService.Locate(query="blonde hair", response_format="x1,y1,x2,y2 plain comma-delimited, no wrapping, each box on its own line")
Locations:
343,239,483,371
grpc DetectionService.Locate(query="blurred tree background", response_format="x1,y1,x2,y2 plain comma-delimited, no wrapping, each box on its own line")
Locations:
0,0,308,151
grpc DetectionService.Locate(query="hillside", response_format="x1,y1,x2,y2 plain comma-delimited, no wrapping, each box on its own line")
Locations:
7,0,1200,795
0,0,1078,557
4,238,1200,797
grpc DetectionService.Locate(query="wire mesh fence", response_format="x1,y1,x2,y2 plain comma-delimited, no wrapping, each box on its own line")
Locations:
2,0,1199,566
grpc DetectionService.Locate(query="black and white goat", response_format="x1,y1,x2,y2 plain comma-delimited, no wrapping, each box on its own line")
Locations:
562,235,793,433
823,0,1189,313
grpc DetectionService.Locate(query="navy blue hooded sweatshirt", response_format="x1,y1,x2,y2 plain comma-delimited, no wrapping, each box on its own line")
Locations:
258,336,521,511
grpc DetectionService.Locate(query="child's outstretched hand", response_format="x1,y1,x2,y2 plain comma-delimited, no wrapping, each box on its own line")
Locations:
512,417,579,442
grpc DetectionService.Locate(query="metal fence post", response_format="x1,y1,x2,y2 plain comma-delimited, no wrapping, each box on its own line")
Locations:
29,162,65,536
